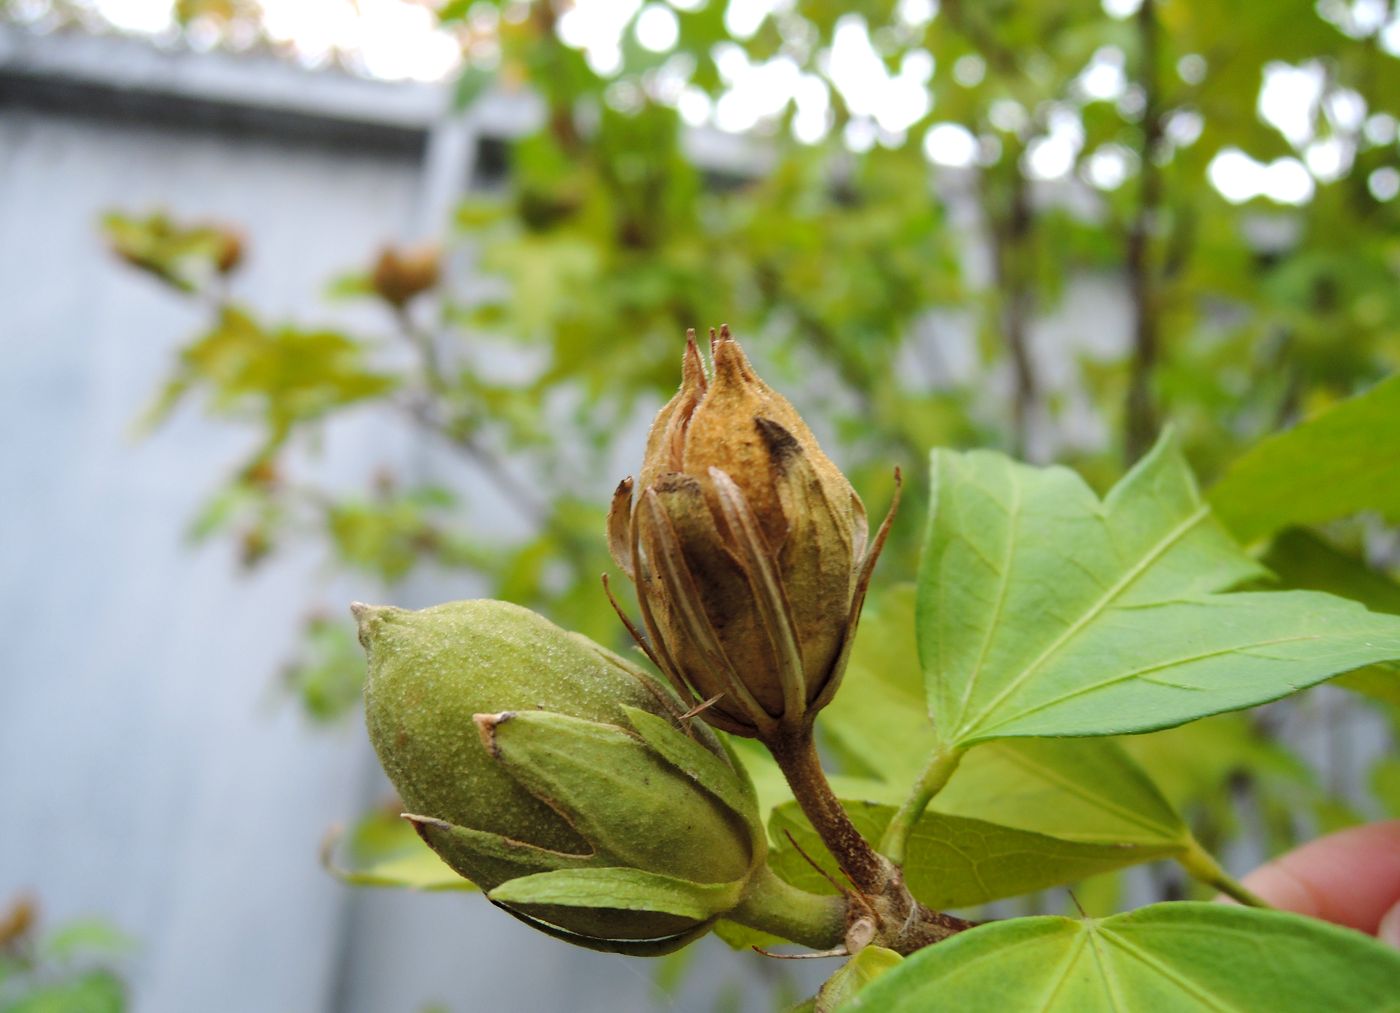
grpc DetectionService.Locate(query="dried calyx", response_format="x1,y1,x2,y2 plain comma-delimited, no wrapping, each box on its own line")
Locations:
607,326,898,743
609,328,977,956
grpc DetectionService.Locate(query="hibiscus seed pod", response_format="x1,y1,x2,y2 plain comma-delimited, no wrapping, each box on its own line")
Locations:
606,327,899,741
354,598,766,954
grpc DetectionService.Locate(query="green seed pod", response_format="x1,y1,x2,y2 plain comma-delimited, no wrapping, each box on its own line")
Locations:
355,598,766,954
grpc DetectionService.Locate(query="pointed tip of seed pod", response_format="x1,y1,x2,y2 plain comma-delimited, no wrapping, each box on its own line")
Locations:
474,711,514,757
710,327,758,387
614,476,634,497
681,333,707,393
350,601,401,651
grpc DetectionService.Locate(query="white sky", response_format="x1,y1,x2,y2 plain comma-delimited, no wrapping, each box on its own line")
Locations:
17,0,1400,205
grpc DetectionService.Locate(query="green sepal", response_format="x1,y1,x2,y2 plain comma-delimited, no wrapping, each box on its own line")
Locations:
489,899,716,957
620,705,762,846
488,868,741,945
489,867,744,920
403,814,597,887
483,711,754,884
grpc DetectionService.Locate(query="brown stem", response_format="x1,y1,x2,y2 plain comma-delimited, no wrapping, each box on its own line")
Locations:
768,729,888,898
765,727,977,954
1124,0,1163,465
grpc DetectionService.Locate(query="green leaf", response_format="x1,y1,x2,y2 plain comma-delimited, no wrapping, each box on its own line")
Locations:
489,869,741,921
40,921,135,963
1119,713,1334,841
815,947,902,1013
5,970,126,1013
819,588,1195,854
935,739,1190,851
1209,373,1400,544
842,903,1400,1011
1259,528,1400,706
820,585,937,787
770,801,1181,909
321,808,475,892
918,433,1400,747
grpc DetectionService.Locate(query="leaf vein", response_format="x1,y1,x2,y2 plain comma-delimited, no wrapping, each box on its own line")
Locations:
1098,925,1241,1012
976,632,1323,736
952,467,1023,730
957,505,1210,740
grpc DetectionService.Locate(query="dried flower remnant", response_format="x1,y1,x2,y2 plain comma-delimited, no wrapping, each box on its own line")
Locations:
608,327,899,742
371,244,441,308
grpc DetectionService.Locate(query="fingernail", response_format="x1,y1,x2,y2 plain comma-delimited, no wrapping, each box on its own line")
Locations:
1379,899,1400,950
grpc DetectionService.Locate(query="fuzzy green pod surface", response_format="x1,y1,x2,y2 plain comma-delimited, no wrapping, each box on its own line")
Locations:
355,599,766,952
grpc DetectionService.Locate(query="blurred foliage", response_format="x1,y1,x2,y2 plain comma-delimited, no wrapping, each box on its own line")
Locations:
86,0,1400,965
0,896,133,1013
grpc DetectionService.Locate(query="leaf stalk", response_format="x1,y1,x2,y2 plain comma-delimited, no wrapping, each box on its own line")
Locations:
879,747,967,866
1179,839,1272,909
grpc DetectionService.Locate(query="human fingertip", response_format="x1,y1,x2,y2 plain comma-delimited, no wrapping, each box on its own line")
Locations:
1379,899,1400,951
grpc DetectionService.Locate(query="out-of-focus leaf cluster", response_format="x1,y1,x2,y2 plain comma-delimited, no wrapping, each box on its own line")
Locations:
0,896,133,1013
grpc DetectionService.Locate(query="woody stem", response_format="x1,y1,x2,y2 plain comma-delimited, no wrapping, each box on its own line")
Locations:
766,727,889,897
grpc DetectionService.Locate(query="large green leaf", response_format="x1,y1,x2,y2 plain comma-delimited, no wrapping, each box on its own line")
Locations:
934,739,1190,850
1209,373,1400,545
820,587,1194,852
918,434,1400,747
841,903,1400,1011
770,800,1182,910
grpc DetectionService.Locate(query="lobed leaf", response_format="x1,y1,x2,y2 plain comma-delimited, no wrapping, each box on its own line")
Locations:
841,903,1400,1011
918,433,1400,747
